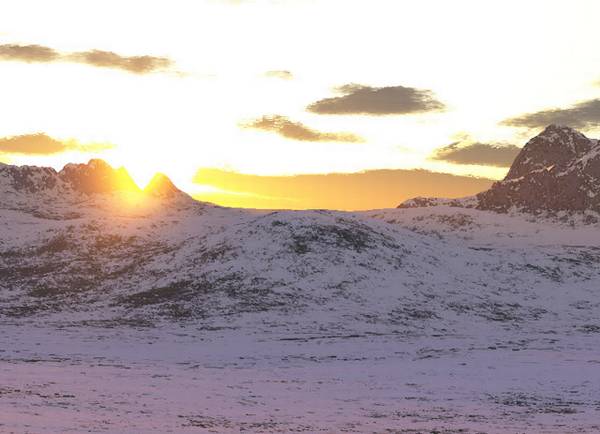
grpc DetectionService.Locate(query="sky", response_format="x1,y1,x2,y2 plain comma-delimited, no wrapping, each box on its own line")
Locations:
0,0,599,209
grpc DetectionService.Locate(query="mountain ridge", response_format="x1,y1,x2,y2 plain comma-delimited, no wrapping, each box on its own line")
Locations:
0,158,188,205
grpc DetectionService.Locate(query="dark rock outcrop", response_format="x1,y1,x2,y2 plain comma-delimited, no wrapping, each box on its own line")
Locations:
0,164,61,193
477,125,600,213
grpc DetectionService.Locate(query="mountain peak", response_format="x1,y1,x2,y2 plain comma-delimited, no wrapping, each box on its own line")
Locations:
540,124,579,134
59,159,140,195
477,126,600,213
504,125,595,182
535,124,589,145
143,173,182,198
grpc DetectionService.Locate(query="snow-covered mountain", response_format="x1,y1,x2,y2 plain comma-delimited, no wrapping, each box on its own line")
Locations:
2,153,600,432
400,125,600,220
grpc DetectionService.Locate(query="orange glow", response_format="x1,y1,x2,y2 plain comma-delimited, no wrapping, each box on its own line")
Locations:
192,168,493,210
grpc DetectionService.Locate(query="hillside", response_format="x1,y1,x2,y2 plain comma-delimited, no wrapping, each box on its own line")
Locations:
1,155,600,432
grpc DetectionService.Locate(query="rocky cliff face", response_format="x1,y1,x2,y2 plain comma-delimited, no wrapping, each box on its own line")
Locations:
399,125,600,216
477,125,600,213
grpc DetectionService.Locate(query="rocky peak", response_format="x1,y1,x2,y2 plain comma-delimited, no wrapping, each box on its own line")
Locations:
504,125,596,181
59,159,140,195
477,126,600,213
143,173,183,198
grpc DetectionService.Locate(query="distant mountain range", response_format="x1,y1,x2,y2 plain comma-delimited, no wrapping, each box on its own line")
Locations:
400,125,600,218
0,158,184,198
0,158,190,218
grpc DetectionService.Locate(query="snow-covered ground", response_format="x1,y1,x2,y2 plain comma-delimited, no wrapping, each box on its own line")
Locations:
2,195,600,432
2,321,600,433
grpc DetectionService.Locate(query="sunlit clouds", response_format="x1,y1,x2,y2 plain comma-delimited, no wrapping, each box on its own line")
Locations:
0,133,114,155
307,84,445,115
431,141,521,168
1,0,600,208
263,70,293,80
502,99,600,131
0,44,58,62
0,43,173,74
241,115,364,143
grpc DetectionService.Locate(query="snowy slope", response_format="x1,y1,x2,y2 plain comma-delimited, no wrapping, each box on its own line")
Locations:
2,157,600,432
3,173,600,335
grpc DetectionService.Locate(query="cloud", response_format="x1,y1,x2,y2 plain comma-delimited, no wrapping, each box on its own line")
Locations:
67,50,172,74
193,167,493,210
0,133,114,155
307,84,445,115
241,115,364,142
0,43,172,74
502,99,600,130
0,44,59,62
431,141,521,167
264,70,293,80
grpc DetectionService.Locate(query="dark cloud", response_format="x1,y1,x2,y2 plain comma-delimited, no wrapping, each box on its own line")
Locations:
0,43,172,74
307,84,445,115
0,133,114,155
502,99,600,130
192,167,493,210
431,141,521,167
264,70,293,80
68,50,172,74
0,44,59,62
241,115,364,143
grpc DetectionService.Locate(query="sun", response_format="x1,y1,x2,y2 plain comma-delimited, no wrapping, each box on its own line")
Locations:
124,164,157,190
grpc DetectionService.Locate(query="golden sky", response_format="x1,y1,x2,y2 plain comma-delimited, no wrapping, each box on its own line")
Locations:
1,0,599,209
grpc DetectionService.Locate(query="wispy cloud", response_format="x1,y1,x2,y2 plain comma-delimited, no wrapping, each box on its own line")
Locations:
241,115,364,142
263,70,293,80
67,50,172,74
0,43,172,74
502,99,600,130
431,141,521,167
0,44,59,62
307,84,445,115
0,133,114,155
